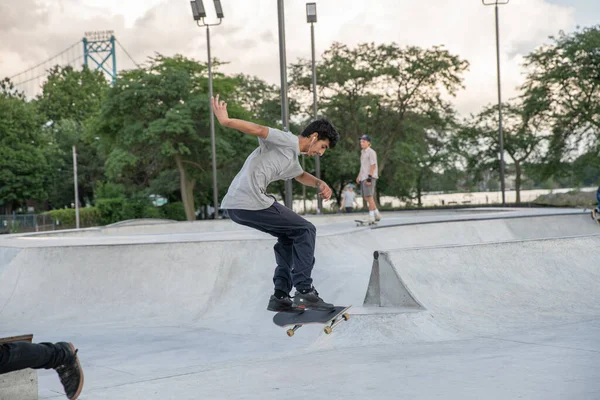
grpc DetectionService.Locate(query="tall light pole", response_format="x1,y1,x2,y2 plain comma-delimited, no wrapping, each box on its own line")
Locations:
277,0,294,209
306,2,322,214
72,146,80,229
483,0,508,206
190,0,224,218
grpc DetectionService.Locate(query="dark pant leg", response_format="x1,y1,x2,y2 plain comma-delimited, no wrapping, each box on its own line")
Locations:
0,342,69,374
227,202,316,291
273,237,294,293
596,189,600,211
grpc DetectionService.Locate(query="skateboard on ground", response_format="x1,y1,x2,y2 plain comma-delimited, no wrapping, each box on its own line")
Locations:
355,219,377,227
273,305,351,337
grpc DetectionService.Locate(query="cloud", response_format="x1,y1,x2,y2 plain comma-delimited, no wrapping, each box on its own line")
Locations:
0,0,579,116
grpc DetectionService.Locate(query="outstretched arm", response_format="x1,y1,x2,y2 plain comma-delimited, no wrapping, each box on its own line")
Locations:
295,172,332,201
212,94,268,139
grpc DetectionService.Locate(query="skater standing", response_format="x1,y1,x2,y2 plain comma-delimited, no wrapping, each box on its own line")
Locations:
355,134,381,223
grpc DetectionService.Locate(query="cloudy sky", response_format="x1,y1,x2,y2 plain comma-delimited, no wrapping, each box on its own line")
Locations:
0,0,597,116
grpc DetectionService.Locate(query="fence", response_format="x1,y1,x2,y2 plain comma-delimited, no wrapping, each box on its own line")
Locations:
0,214,57,234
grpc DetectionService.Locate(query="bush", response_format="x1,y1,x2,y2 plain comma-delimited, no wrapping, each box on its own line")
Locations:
122,198,154,221
160,202,187,221
45,207,102,228
96,198,125,225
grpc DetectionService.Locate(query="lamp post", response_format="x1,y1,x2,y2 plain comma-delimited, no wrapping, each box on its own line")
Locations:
72,146,80,229
190,0,224,218
276,0,294,209
482,0,508,206
306,2,322,214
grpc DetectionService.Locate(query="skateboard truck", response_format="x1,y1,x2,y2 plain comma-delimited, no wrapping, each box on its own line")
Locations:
285,311,350,337
274,306,352,337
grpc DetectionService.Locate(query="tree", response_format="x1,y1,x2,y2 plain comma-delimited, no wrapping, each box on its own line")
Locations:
521,26,600,171
456,102,546,203
36,65,109,208
290,42,468,203
0,93,48,212
385,108,456,206
96,55,251,221
37,65,108,123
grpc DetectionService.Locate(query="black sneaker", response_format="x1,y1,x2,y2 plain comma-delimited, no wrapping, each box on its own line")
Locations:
293,287,335,311
54,342,84,400
267,295,297,312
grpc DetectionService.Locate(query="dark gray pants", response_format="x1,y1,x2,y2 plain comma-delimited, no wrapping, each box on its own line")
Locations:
227,202,316,294
0,342,70,374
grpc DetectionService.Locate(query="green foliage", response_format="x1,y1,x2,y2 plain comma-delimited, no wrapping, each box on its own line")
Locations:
521,26,600,169
95,198,125,224
290,42,468,203
95,54,254,219
37,65,108,123
95,182,127,199
121,197,157,221
455,101,547,202
45,207,102,228
37,66,109,208
159,202,187,221
0,92,48,212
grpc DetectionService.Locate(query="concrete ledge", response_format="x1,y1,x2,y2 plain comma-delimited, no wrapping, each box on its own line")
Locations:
0,334,38,400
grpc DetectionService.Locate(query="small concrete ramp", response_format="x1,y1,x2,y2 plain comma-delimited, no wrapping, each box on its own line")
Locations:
363,251,424,309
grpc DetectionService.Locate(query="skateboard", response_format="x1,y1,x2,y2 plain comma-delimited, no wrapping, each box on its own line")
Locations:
355,219,377,227
273,305,351,337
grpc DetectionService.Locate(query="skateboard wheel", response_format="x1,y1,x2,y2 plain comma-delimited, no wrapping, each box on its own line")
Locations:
342,313,350,321
323,326,333,335
286,329,295,337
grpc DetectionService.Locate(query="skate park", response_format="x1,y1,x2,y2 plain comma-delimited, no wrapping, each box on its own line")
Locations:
1,207,599,399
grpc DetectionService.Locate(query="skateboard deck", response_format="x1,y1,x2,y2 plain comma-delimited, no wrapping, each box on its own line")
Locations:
355,219,377,227
273,305,352,337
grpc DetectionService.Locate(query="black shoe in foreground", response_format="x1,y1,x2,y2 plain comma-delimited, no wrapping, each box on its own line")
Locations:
293,288,335,311
54,342,84,400
267,295,297,312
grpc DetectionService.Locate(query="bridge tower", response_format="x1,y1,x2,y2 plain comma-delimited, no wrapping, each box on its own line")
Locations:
82,30,117,83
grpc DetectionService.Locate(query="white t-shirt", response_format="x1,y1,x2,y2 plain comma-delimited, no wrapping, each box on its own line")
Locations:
221,127,303,210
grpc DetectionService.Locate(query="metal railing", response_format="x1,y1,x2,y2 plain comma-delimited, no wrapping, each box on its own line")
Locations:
0,214,57,234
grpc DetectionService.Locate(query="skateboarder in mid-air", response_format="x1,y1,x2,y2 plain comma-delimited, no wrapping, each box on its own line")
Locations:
212,94,339,312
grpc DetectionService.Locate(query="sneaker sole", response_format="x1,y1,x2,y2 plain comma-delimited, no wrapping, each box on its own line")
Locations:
67,343,84,400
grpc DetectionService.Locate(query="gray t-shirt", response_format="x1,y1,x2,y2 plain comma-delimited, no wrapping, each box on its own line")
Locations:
221,127,303,210
359,147,378,180
342,190,356,208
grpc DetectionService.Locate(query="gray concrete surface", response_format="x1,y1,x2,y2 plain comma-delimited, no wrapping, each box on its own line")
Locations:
0,208,598,399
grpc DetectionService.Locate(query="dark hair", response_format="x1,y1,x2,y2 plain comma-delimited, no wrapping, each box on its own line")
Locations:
300,119,339,149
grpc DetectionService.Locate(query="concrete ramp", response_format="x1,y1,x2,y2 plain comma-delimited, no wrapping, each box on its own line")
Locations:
363,251,424,309
1,210,599,399
316,234,600,350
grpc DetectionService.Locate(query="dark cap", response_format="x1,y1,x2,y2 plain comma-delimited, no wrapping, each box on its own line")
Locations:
359,134,371,142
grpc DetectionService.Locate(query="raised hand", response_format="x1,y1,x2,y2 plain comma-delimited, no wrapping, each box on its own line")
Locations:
211,94,230,126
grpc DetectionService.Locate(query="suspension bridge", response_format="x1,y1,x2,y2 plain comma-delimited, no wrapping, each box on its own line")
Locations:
7,31,139,98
